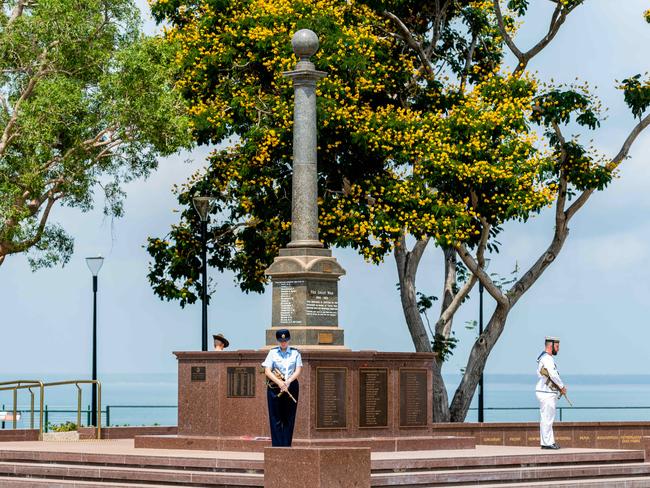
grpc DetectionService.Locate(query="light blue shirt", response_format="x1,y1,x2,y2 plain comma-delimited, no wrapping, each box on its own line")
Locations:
262,346,303,380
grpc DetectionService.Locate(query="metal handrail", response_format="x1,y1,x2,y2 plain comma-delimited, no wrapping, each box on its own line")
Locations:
0,379,101,439
43,380,102,440
0,381,44,432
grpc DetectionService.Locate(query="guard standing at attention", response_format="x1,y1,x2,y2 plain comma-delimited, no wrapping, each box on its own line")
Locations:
536,336,567,449
262,329,302,447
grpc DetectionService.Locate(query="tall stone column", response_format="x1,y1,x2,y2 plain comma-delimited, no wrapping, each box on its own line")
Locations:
284,30,324,249
264,30,347,349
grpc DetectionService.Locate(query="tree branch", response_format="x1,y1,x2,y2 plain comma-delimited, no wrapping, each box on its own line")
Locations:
437,247,456,334
565,111,650,222
440,272,477,337
383,10,436,78
456,242,508,306
492,0,524,62
524,3,567,63
407,236,430,278
608,111,650,169
0,74,40,156
0,41,60,157
459,31,479,93
550,122,568,223
8,0,30,26
493,0,573,76
4,196,58,256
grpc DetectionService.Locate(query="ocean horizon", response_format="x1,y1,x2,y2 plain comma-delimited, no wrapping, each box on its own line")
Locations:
2,373,650,428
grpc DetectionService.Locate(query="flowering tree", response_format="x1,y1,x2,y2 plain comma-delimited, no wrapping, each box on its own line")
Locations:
0,0,191,268
147,0,650,420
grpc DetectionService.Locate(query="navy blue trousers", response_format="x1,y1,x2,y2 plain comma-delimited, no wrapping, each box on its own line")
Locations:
267,381,299,447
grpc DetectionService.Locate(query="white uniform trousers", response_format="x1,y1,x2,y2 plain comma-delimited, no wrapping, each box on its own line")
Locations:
536,391,557,446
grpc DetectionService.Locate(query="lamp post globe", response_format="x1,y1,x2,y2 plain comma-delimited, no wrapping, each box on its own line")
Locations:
192,196,216,351
85,256,104,427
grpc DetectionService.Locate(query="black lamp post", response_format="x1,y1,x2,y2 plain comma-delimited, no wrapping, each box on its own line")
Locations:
478,258,490,423
192,196,216,351
85,256,104,427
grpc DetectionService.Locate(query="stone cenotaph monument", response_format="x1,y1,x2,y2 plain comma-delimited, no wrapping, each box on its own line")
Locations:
264,29,346,349
136,30,469,453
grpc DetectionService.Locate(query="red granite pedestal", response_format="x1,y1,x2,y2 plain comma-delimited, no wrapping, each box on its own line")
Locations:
135,350,474,452
265,447,370,488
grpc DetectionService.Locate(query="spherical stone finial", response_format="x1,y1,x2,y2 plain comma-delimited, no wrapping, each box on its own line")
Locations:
292,29,319,59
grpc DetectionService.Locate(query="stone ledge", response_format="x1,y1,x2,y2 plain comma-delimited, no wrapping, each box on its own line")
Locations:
0,429,39,442
135,434,474,452
78,425,177,440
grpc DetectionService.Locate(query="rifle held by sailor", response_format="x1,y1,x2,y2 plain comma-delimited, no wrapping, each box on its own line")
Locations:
540,366,573,406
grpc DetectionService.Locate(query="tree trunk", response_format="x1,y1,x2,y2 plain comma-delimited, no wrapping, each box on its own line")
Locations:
394,236,432,352
449,302,511,421
394,238,453,421
431,247,456,421
432,358,450,421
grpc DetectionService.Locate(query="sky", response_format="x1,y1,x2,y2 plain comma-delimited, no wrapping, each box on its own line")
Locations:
1,1,649,383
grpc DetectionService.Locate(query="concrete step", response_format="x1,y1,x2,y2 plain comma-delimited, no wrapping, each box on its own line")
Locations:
0,461,264,486
452,477,650,487
1,446,640,474
0,477,172,487
371,449,646,472
371,462,650,486
0,449,264,473
0,445,646,487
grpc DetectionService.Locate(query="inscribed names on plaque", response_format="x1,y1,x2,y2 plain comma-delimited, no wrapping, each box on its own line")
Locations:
191,366,206,382
399,369,428,427
305,281,338,326
316,368,347,429
276,279,304,326
227,367,255,398
359,368,388,428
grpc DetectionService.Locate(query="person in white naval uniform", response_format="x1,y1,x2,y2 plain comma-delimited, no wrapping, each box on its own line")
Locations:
536,336,567,449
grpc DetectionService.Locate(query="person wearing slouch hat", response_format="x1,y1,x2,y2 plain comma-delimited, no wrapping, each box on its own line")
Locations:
212,333,229,351
536,336,567,450
262,329,302,447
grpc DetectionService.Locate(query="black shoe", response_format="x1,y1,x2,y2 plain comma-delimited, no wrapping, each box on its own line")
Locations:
541,444,560,450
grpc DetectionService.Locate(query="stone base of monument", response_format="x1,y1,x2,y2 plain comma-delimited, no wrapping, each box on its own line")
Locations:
135,434,474,452
265,447,370,488
134,350,476,453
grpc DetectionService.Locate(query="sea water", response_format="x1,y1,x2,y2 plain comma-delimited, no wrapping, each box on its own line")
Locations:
2,374,650,428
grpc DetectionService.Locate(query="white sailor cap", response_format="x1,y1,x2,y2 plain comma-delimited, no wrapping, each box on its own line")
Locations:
545,336,560,342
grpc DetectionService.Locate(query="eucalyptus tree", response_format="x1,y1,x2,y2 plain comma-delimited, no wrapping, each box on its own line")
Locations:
0,0,191,267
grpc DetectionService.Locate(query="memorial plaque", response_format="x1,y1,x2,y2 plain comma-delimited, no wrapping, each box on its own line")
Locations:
318,332,333,344
274,279,305,326
191,366,206,382
227,367,256,397
316,367,347,429
305,280,338,326
399,369,428,427
359,368,388,428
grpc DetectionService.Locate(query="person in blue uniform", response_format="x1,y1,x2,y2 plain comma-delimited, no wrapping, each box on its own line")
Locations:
262,329,302,447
